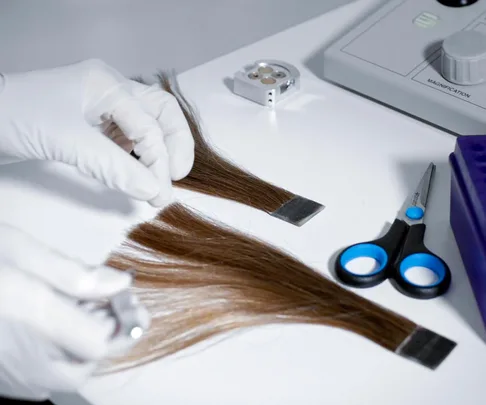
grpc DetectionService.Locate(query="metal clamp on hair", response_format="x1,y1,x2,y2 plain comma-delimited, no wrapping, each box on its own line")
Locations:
270,196,325,227
109,270,145,341
395,327,457,370
233,59,301,107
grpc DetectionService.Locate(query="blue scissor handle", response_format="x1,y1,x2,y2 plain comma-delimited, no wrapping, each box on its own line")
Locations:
336,242,390,288
390,223,451,299
335,218,408,288
335,220,451,299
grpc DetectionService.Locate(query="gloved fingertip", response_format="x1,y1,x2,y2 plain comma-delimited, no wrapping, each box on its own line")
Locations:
50,361,98,392
77,266,132,299
165,134,195,181
147,172,174,207
126,171,161,201
170,154,194,181
148,190,174,208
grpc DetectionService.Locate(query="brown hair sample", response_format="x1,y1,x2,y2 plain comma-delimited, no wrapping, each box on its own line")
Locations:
117,72,323,225
157,73,298,214
101,202,424,373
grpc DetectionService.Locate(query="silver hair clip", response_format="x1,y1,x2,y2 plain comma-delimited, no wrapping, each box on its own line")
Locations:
109,270,145,340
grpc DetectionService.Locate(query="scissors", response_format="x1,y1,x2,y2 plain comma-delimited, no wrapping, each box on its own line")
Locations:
335,162,451,299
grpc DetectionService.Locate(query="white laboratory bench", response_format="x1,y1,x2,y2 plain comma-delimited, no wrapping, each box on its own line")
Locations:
1,0,483,404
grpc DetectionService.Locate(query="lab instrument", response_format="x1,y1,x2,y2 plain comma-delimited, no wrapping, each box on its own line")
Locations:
82,270,146,341
322,0,486,135
232,60,301,107
335,163,452,299
109,287,145,340
449,134,486,329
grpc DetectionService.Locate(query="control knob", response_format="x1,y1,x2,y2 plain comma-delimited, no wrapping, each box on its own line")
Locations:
441,30,486,85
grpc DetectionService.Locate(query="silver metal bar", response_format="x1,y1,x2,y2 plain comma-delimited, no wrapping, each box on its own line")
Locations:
270,196,325,227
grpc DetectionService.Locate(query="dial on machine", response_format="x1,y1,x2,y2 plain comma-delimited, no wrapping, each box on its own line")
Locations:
441,30,486,85
437,0,486,86
321,0,486,135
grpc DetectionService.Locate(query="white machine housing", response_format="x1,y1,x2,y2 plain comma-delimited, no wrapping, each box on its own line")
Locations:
322,0,486,135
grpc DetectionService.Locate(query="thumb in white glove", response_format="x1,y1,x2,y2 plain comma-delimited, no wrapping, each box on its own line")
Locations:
0,59,195,207
0,223,150,401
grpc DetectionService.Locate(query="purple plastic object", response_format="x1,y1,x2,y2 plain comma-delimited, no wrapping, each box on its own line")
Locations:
449,135,486,328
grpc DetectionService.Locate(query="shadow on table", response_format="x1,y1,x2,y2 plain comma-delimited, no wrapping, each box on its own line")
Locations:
396,158,486,342
0,160,135,215
423,39,443,76
223,76,233,93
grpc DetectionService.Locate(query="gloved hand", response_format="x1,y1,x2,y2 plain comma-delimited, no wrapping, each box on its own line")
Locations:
0,223,150,401
0,59,195,207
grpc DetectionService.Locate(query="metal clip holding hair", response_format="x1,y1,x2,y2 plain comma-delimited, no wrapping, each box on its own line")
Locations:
233,60,301,107
395,327,457,370
108,270,145,341
270,196,325,227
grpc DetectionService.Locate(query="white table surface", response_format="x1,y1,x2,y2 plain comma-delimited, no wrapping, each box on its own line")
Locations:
1,0,484,404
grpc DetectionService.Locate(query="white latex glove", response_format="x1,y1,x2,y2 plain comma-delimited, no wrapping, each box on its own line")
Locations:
0,59,195,207
0,223,150,401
